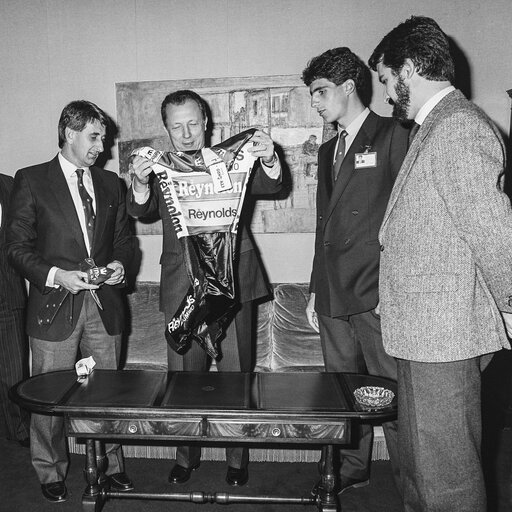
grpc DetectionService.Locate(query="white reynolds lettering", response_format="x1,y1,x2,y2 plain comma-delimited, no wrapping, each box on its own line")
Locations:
168,296,196,331
154,168,188,237
177,179,243,199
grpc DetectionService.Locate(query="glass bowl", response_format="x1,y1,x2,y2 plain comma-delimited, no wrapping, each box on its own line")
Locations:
354,386,395,408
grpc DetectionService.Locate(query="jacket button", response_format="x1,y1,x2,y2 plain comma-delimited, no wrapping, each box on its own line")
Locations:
344,238,350,245
319,215,323,220
352,210,359,215
324,241,330,247
508,296,512,307
380,244,384,252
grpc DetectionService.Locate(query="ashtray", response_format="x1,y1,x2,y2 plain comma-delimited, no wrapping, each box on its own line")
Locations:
354,386,394,408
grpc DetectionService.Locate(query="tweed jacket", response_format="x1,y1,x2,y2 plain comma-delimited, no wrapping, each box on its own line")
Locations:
310,111,408,317
379,89,512,362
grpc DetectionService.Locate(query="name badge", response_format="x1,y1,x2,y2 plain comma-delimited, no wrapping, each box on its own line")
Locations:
201,148,232,192
355,152,377,169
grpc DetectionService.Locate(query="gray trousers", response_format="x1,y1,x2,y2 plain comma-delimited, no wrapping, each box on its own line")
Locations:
398,357,486,512
318,309,399,485
167,301,253,469
30,293,124,484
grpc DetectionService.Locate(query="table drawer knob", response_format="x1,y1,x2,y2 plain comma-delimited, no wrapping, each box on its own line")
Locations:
271,427,281,437
128,424,138,434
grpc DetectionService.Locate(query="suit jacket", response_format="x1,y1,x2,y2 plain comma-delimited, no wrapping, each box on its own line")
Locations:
0,174,26,311
127,164,281,316
311,111,408,317
6,156,132,341
379,89,512,362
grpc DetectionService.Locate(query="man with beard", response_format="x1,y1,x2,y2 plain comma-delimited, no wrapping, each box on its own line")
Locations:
7,100,134,503
302,47,408,496
128,90,281,487
369,16,512,512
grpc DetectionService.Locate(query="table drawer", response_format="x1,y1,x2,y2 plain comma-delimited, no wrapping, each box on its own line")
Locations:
67,418,203,437
208,420,348,441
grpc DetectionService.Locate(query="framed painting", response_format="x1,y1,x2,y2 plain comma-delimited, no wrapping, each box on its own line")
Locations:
116,75,334,234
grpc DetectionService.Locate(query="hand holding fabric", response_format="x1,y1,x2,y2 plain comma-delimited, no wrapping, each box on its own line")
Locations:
306,292,319,333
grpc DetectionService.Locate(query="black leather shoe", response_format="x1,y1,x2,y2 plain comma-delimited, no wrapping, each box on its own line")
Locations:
311,476,369,496
226,466,249,486
168,463,200,484
109,472,134,491
41,481,68,502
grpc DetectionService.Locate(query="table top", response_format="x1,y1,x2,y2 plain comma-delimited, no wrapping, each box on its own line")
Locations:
11,370,397,422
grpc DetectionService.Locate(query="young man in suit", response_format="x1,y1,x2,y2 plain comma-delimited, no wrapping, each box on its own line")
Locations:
6,100,134,503
369,16,512,511
128,90,282,487
302,47,408,495
0,173,30,447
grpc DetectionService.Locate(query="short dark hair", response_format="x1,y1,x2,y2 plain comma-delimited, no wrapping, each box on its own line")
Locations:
160,90,207,127
302,47,372,106
58,100,108,149
368,16,455,83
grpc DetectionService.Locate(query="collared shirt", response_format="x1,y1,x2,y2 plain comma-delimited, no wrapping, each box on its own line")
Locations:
415,86,455,126
46,154,97,287
333,107,371,164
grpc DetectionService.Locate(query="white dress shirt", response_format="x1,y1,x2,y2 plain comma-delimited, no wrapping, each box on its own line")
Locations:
46,153,97,287
333,107,371,164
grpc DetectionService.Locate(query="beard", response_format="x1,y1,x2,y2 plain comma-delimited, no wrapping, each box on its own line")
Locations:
392,75,410,121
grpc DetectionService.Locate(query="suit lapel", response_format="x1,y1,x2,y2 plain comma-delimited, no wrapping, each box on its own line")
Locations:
90,166,107,255
325,113,377,225
47,156,89,254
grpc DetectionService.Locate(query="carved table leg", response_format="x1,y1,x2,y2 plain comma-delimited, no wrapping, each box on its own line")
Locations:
317,445,340,512
82,438,106,512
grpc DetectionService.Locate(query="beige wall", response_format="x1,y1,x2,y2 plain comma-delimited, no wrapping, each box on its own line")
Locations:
2,0,511,282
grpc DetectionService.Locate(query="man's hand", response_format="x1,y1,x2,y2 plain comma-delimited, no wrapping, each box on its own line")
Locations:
130,156,154,192
502,312,512,338
248,130,276,165
54,269,99,294
306,292,319,333
104,261,125,286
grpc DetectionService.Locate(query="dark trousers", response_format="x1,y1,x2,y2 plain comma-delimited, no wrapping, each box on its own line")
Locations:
318,310,399,485
0,305,30,441
167,301,253,469
30,293,124,484
398,357,486,512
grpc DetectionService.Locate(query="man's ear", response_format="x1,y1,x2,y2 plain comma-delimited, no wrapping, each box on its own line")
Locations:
65,126,75,145
401,58,416,80
343,79,356,96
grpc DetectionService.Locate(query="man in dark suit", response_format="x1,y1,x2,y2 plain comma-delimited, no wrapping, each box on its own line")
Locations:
302,47,408,495
369,16,512,511
0,174,30,446
6,100,134,503
127,90,281,487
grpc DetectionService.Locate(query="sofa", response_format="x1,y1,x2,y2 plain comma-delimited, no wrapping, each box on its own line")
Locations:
69,282,389,461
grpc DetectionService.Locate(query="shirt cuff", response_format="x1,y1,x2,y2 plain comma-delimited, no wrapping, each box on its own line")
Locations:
46,266,60,288
132,183,150,204
260,154,281,180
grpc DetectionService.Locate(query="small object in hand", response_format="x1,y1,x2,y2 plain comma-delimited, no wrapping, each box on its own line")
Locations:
85,266,114,285
75,356,96,381
354,386,394,408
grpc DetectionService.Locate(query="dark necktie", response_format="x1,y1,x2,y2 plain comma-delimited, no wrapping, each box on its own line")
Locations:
76,168,95,249
408,122,420,148
333,129,348,181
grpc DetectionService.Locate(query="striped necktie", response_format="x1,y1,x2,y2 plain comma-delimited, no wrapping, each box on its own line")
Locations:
76,168,95,249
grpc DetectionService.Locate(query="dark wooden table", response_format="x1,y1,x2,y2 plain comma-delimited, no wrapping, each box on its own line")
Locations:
11,370,397,511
